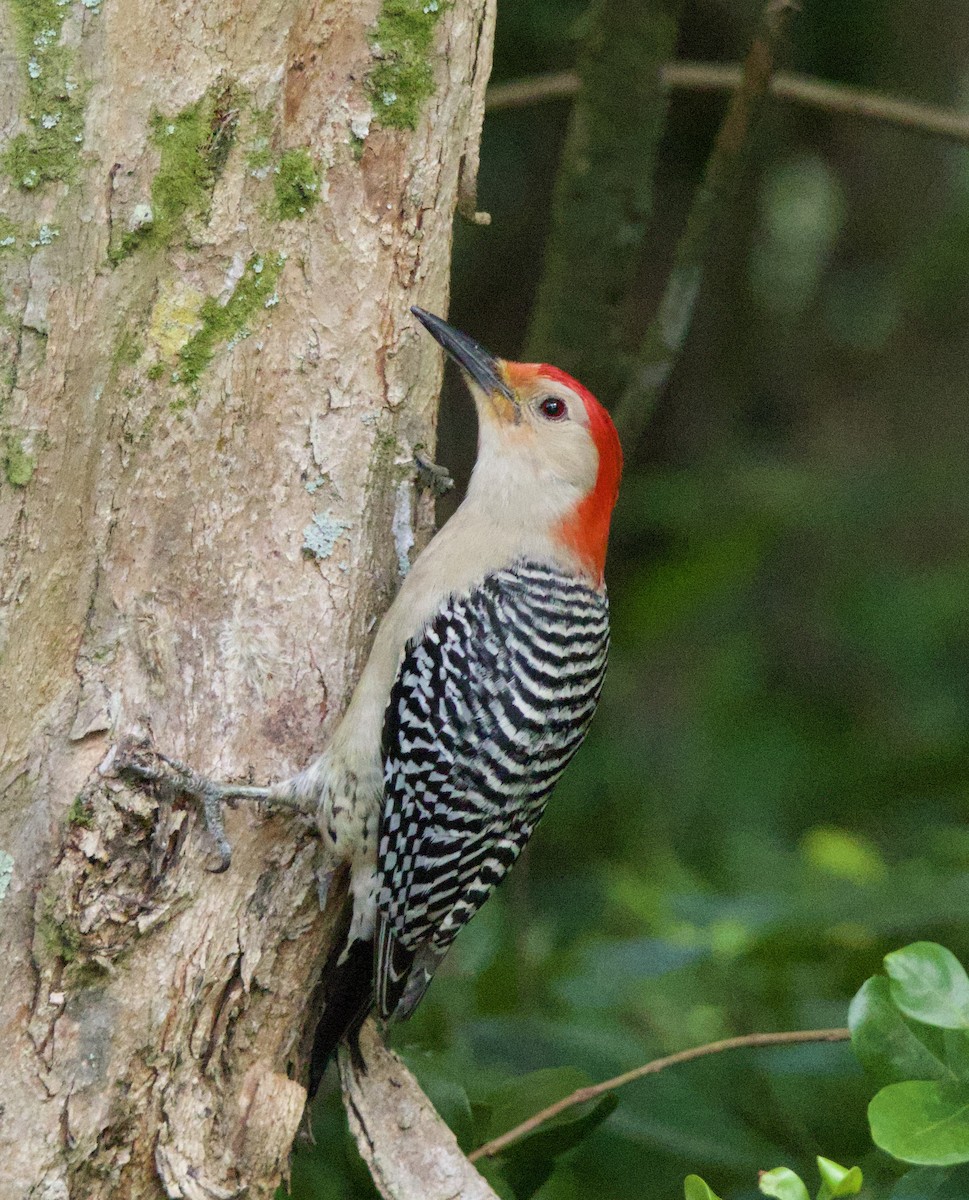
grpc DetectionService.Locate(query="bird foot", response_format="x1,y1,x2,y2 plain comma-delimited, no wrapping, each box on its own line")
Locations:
413,448,454,496
110,735,308,873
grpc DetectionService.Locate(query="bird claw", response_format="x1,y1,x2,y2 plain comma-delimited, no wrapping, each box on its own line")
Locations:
115,737,238,872
413,449,454,496
199,781,234,872
114,736,311,872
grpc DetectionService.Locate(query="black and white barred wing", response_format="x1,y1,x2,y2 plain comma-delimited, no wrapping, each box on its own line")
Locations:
375,561,609,1020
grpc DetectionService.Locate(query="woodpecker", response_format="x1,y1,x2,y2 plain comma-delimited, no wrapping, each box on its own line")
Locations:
123,308,622,1087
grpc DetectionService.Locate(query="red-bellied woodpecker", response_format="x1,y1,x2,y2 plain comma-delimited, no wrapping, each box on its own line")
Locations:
122,308,622,1087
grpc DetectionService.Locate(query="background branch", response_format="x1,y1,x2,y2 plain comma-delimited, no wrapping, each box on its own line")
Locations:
522,0,683,400
468,1027,851,1164
613,0,799,443
487,63,969,150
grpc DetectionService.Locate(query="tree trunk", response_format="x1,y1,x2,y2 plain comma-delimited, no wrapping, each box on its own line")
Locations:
0,1,495,1195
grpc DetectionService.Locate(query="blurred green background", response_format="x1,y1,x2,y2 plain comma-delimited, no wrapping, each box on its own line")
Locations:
292,1,969,1196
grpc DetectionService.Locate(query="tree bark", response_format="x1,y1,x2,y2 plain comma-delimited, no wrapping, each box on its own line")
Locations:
0,1,496,1195
340,1020,499,1200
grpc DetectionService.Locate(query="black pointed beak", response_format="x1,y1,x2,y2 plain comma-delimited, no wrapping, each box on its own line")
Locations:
411,307,514,402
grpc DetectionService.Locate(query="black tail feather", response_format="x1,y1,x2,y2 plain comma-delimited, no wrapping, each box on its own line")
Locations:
308,936,375,1097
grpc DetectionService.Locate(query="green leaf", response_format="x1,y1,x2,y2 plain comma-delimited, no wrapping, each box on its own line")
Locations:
758,1166,811,1200
414,1072,476,1153
481,1068,618,1200
943,1031,969,1082
481,1067,595,1142
849,976,949,1085
815,1156,863,1199
513,1089,617,1151
685,1175,723,1200
888,1163,969,1198
869,1080,969,1165
888,1167,945,1200
885,944,969,1030
399,1049,481,1152
802,826,886,883
473,1158,518,1200
500,1092,618,1196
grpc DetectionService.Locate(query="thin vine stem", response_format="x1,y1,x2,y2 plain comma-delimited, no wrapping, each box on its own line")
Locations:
468,1027,851,1163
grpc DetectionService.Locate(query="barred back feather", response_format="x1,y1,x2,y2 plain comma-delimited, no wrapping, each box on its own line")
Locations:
375,559,609,1019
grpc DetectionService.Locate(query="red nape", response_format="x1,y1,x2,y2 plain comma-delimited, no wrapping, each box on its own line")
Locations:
538,364,623,584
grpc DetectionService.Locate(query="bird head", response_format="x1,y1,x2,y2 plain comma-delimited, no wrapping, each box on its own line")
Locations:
412,307,622,585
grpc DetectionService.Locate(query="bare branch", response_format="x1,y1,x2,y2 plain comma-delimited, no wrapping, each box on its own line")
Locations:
613,0,799,443
340,1020,500,1200
486,71,580,110
487,62,969,150
468,1027,851,1163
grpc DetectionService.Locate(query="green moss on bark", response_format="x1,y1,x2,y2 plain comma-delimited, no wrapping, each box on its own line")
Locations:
39,911,80,963
245,105,274,177
67,795,94,828
274,148,320,219
0,217,22,252
5,436,36,486
4,0,86,188
175,253,284,386
112,330,143,368
368,0,445,130
37,902,104,985
111,85,239,263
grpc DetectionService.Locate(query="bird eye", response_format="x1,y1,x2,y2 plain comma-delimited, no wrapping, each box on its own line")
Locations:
538,396,567,421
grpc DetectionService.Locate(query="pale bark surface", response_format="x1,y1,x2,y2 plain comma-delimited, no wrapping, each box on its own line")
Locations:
340,1020,499,1200
0,1,495,1195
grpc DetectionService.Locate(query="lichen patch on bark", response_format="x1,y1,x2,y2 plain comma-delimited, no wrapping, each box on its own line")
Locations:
147,283,206,358
302,510,352,561
0,850,13,901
